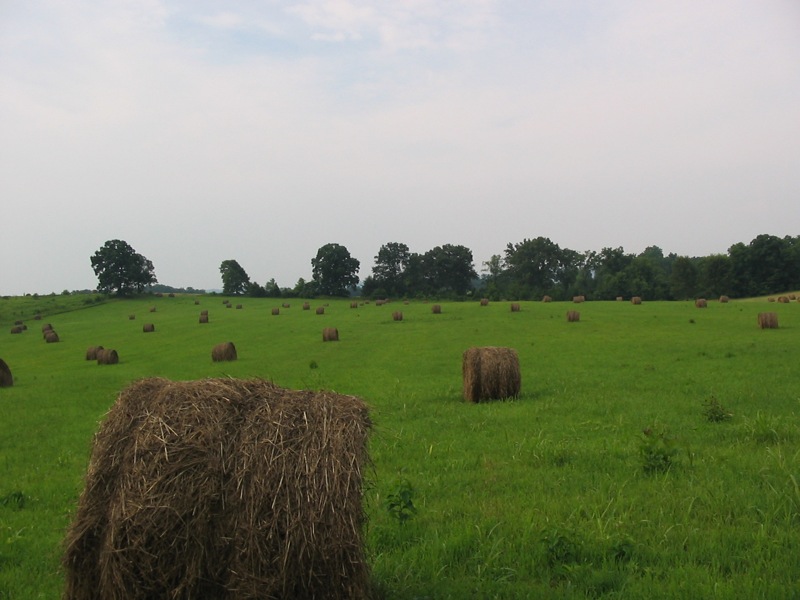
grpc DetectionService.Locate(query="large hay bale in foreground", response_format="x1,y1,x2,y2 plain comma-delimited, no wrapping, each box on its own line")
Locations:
211,342,237,362
0,358,12,388
758,312,779,329
322,327,339,342
462,347,521,403
62,377,373,600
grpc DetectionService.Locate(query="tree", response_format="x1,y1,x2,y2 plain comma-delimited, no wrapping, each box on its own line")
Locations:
503,237,569,299
371,242,411,297
219,260,251,295
697,254,732,298
311,243,360,296
669,256,698,300
421,244,477,297
90,239,156,296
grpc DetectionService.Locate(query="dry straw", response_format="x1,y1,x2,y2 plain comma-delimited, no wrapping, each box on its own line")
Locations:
631,296,642,305
211,342,237,362
480,298,489,306
777,296,790,304
542,296,552,303
695,299,708,308
0,358,12,388
322,327,339,342
85,346,104,361
719,295,730,303
392,311,403,321
431,304,442,314
97,349,119,365
566,310,580,322
62,377,373,600
573,295,585,303
143,324,155,333
758,312,779,329
510,303,521,312
462,347,521,403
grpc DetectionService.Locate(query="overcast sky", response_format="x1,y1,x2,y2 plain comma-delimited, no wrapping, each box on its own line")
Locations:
1,1,799,295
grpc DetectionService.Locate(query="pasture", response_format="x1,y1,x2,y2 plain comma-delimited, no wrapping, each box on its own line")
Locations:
1,294,799,598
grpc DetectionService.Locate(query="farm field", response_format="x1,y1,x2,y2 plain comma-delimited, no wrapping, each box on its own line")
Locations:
1,294,799,598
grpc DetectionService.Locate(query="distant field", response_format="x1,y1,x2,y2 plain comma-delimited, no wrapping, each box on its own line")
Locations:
1,295,799,598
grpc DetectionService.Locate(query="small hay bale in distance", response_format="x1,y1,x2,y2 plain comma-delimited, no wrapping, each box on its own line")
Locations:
510,303,521,312
462,347,521,403
542,295,552,303
631,296,642,305
350,302,358,309
45,331,60,343
719,295,730,303
62,377,372,600
303,302,311,310
211,341,237,362
758,312,779,329
616,296,624,301
316,307,325,315
271,308,280,316
392,311,403,321
777,296,790,304
97,349,119,365
10,326,23,334
194,300,200,305
282,303,291,308
128,314,135,320
695,299,708,308
199,314,209,324
573,295,585,303
431,304,442,314
143,323,155,333
566,310,581,322
0,358,12,387
149,306,156,313
236,304,243,309
85,346,104,361
322,327,339,342
480,298,489,306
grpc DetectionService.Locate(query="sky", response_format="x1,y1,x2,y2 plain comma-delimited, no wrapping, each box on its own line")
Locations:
1,0,799,295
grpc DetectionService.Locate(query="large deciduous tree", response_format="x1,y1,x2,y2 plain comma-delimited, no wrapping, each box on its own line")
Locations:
371,242,411,297
90,239,157,296
219,260,251,295
311,243,360,296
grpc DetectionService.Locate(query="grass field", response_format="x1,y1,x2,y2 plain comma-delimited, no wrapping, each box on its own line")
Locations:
1,294,799,598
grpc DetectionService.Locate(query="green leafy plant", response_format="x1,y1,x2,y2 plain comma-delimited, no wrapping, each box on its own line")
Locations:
639,425,678,474
386,479,417,525
702,396,732,422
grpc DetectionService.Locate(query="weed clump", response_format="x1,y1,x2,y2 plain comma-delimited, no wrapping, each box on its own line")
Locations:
703,396,732,423
639,425,678,474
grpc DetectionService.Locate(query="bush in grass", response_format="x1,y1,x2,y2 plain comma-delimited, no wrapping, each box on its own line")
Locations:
386,479,417,525
703,396,732,423
639,425,678,474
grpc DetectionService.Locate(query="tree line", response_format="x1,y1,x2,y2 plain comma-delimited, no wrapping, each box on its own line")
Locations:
91,234,800,300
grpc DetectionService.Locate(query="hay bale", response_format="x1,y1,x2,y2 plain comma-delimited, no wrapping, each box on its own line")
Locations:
14,320,23,326
777,296,790,304
199,314,209,324
462,347,521,403
45,331,60,343
0,358,12,387
194,300,200,305
10,326,23,334
480,298,489,306
510,303,521,312
211,342,237,362
200,310,209,316
392,311,403,321
573,295,585,303
616,296,623,301
350,302,359,309
272,308,280,316
149,306,156,313
719,295,730,303
42,323,53,333
282,303,291,309
758,312,779,329
128,314,136,320
322,327,339,342
316,307,325,315
631,296,642,305
143,324,155,333
767,297,775,302
542,296,552,303
566,310,580,322
62,377,372,600
236,304,243,309
431,304,442,314
303,302,311,310
97,349,119,365
86,346,104,361
695,299,707,308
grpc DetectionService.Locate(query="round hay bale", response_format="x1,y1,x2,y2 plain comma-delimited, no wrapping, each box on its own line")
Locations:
194,300,200,305
350,302,359,309
616,296,624,301
236,304,243,309
479,298,489,306
272,308,280,316
542,295,552,303
431,304,442,314
631,296,642,305
392,311,403,321
226,303,232,309
322,327,339,342
168,293,175,298
86,346,104,361
199,314,209,324
45,331,60,343
10,326,23,334
14,320,23,326
758,312,779,329
767,297,776,302
143,324,155,333
282,303,291,309
0,358,12,387
128,314,136,320
566,310,580,322
62,377,372,600
719,295,730,303
149,306,156,313
777,296,790,304
316,307,325,315
200,310,209,316
510,303,521,312
303,302,311,310
211,341,237,362
462,347,521,403
42,323,53,333
97,349,119,365
573,295,585,303
695,298,708,308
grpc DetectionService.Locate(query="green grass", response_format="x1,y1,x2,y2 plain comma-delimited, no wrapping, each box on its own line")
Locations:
1,295,799,598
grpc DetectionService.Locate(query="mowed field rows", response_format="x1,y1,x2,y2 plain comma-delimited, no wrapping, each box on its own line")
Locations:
1,295,799,598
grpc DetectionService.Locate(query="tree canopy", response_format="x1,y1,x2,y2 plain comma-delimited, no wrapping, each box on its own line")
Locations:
311,243,360,296
219,260,251,295
90,240,156,296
